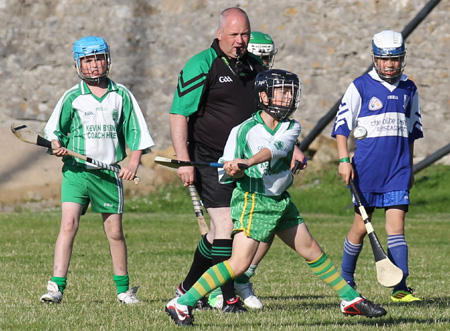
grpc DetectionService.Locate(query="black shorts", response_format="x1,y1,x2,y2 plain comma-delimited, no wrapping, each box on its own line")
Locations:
354,204,409,215
191,142,235,209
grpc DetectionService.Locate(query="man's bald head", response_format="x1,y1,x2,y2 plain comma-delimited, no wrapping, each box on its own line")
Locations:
217,7,251,59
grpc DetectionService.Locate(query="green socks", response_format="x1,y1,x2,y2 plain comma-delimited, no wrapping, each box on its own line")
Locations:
51,276,67,293
307,253,359,302
179,261,235,307
113,274,130,294
234,264,258,284
51,275,130,295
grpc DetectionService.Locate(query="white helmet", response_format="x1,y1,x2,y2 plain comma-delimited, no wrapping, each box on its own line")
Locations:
248,31,278,69
371,30,407,83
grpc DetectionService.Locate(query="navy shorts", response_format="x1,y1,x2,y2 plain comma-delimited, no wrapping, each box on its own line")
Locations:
191,142,235,209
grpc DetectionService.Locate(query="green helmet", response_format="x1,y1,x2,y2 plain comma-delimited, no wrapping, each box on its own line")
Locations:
248,31,278,68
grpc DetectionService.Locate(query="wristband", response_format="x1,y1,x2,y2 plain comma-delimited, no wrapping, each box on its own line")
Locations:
339,157,350,163
294,140,301,147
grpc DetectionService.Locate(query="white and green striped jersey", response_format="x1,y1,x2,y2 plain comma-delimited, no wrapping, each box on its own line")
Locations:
45,79,154,169
219,111,301,196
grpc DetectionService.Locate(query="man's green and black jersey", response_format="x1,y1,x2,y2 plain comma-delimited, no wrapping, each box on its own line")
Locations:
170,38,265,151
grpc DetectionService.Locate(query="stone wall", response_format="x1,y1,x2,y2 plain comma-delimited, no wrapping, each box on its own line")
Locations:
0,1,449,191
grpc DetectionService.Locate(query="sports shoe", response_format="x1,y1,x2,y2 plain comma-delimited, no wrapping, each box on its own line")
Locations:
175,283,211,310
175,283,185,297
208,287,224,309
117,286,139,304
165,297,194,326
341,297,387,318
234,282,263,309
40,280,63,304
222,297,248,313
391,287,421,303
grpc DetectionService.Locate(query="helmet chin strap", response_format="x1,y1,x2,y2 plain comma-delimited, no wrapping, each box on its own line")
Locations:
377,69,401,84
382,76,400,85
85,75,108,85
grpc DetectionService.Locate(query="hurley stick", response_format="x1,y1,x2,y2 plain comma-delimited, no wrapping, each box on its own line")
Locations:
349,179,403,287
11,123,139,184
188,185,209,236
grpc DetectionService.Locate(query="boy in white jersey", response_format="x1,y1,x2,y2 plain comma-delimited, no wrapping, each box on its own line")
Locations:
40,36,154,304
332,30,423,302
165,69,386,326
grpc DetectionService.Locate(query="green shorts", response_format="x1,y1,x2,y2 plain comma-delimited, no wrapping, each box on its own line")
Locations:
61,164,124,214
230,188,304,243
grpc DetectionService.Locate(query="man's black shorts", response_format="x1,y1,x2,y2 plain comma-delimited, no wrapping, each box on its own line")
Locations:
191,142,235,209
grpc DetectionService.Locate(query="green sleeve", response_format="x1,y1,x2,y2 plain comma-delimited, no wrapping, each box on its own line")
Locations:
55,92,78,148
170,48,216,116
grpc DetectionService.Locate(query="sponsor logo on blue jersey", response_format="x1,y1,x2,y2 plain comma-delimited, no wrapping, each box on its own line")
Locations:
369,97,383,111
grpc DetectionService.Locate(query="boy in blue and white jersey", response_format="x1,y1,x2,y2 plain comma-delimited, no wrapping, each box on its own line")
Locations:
165,70,386,327
332,30,423,302
40,36,154,304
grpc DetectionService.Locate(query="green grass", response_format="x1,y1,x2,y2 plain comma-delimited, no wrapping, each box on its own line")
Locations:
1,165,450,330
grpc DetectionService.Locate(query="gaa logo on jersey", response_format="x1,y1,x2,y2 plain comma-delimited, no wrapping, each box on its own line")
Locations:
368,97,383,111
219,76,233,83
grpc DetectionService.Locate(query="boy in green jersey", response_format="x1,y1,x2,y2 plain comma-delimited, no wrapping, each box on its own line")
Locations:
165,70,386,326
40,36,154,304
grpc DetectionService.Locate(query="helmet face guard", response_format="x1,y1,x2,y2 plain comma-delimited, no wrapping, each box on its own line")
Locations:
254,69,301,121
248,31,278,68
371,30,407,83
73,36,111,83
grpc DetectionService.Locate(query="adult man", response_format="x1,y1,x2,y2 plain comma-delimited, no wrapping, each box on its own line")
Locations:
169,7,305,312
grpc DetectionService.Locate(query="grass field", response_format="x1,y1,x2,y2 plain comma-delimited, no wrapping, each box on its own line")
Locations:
1,165,449,330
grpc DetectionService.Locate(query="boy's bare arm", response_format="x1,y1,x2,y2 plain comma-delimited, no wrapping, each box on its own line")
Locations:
224,148,272,178
121,150,143,181
336,134,353,184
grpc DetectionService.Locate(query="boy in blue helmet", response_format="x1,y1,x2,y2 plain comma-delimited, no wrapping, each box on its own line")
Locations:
332,30,423,302
166,69,387,327
40,36,154,304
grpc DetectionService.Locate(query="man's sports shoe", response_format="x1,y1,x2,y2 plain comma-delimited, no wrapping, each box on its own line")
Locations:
165,297,194,326
175,283,211,310
222,297,248,313
117,286,139,304
234,282,263,309
207,287,223,309
341,297,387,318
391,287,421,303
40,281,63,304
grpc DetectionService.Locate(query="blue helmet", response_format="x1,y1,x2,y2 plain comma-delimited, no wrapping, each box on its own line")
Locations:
72,36,111,83
254,69,301,121
371,30,407,82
